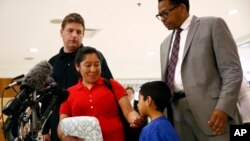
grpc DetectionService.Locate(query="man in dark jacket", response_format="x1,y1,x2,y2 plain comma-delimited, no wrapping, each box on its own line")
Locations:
41,13,113,141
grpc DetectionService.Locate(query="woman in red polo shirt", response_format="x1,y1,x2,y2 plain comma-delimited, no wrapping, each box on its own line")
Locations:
57,46,143,141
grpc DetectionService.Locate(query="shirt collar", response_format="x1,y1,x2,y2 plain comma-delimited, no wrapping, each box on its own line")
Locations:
75,77,104,90
59,44,84,58
180,15,193,30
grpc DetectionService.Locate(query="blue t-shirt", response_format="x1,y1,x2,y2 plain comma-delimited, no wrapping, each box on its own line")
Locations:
139,116,180,141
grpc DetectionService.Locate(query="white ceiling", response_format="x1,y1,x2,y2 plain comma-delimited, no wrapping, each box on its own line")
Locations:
0,0,250,80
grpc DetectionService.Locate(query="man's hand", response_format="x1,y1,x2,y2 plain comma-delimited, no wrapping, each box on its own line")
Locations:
208,109,228,135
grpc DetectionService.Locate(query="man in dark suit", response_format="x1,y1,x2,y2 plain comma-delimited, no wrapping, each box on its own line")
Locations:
157,0,243,140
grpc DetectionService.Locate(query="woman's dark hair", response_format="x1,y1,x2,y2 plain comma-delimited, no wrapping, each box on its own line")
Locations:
158,0,190,12
139,81,171,112
75,46,101,66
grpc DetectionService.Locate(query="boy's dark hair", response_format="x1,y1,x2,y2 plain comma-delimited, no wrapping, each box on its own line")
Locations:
139,81,171,112
61,13,85,29
158,0,190,12
75,46,101,66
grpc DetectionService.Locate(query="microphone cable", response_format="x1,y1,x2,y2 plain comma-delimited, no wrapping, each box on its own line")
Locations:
1,76,21,129
1,88,7,141
1,76,23,141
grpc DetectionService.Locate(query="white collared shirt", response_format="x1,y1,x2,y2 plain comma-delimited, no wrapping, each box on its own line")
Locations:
169,15,193,92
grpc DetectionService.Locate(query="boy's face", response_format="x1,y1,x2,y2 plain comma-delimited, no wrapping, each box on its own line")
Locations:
137,93,148,117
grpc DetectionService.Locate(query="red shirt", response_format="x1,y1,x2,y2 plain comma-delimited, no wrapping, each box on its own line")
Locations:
60,77,127,141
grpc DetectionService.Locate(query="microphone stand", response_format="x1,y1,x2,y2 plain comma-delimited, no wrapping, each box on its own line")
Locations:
21,91,41,141
41,95,58,129
3,99,33,141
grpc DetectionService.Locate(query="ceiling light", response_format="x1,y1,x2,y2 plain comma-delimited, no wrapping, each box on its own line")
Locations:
239,41,250,48
50,19,62,24
228,9,239,15
29,48,39,52
24,57,34,60
147,51,155,56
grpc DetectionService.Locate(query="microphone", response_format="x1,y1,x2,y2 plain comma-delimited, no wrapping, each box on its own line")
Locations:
13,74,25,80
40,77,56,92
40,82,58,92
2,61,52,116
38,81,69,104
39,78,69,126
5,74,25,89
21,60,52,90
37,76,69,103
5,79,23,89
36,81,57,100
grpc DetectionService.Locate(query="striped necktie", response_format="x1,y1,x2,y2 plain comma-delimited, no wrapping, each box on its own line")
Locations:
166,28,183,94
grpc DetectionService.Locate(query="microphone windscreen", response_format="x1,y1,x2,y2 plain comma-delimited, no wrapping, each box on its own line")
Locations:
21,60,52,90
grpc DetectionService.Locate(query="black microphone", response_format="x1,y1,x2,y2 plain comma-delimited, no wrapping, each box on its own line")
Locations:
36,81,57,100
39,77,57,93
2,61,52,116
37,76,69,103
40,82,58,92
13,74,25,80
5,74,25,89
5,79,23,89
38,81,69,104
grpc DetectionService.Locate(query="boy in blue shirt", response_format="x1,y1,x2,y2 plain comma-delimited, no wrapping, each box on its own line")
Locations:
137,81,180,141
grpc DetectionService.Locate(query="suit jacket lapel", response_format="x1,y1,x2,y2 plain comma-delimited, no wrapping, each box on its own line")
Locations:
183,16,200,59
165,31,175,63
161,31,174,81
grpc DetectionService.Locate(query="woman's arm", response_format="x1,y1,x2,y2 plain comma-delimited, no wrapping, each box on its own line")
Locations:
57,114,84,141
118,95,144,128
57,114,69,140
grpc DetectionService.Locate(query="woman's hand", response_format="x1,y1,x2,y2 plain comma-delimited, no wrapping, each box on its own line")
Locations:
118,95,145,128
130,115,144,128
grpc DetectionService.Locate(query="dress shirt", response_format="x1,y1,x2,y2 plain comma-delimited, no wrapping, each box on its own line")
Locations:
169,15,193,92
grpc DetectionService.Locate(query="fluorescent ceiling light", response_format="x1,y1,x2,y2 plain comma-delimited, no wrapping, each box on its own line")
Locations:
24,57,34,60
29,48,39,52
147,51,155,56
228,9,239,15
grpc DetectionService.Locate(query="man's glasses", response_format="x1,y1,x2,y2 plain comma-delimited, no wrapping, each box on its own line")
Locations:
156,5,178,20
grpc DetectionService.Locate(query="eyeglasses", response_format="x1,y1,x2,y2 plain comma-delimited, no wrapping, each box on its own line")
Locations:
156,5,178,20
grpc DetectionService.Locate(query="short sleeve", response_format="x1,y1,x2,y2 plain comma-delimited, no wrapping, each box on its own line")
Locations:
109,79,127,101
60,93,72,116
